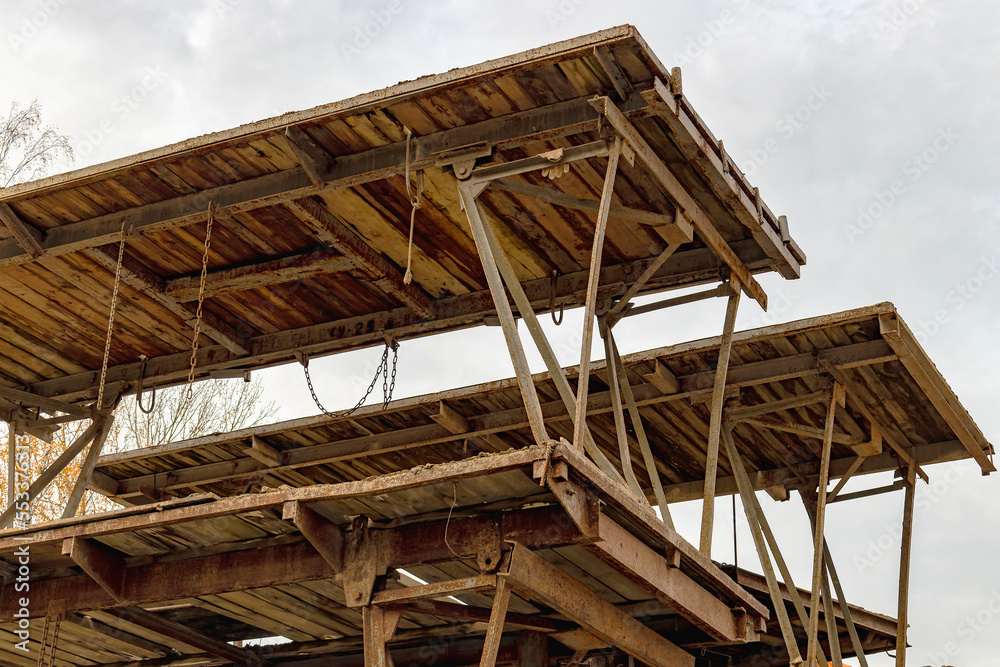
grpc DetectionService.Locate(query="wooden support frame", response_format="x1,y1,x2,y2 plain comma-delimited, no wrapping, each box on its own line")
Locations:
284,125,337,187
699,280,741,557
0,202,44,258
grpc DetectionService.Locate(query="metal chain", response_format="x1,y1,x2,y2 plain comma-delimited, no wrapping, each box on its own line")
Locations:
186,202,216,398
96,219,128,411
303,341,398,418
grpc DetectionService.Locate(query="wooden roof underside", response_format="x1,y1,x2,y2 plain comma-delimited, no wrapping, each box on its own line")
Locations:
91,303,995,505
0,25,804,409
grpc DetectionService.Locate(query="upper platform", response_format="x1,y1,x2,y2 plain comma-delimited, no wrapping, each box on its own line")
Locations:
0,25,804,409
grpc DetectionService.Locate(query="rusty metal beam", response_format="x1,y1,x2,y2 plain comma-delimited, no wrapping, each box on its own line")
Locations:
503,542,695,667
592,95,767,308
481,577,513,667
282,500,343,571
62,536,125,601
699,280,740,558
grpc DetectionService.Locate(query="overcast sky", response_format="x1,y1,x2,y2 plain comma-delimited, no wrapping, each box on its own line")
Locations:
3,1,998,664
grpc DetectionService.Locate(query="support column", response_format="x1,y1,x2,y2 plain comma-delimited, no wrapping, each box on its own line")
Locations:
699,280,741,557
806,384,843,665
363,606,392,667
517,631,548,667
480,577,512,667
62,413,115,519
897,467,915,667
459,186,550,445
571,137,622,452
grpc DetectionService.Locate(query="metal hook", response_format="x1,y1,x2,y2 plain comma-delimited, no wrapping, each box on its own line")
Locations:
548,270,564,325
136,355,157,415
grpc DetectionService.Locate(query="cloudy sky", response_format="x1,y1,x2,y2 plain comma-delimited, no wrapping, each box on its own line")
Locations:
3,0,998,663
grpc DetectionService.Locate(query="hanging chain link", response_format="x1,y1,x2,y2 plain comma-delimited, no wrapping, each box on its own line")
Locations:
96,219,129,411
302,340,398,418
186,202,216,398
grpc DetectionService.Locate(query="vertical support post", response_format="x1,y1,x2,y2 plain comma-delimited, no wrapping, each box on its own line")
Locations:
572,138,622,452
897,467,915,667
460,185,549,445
6,421,15,508
473,194,623,481
601,323,644,498
481,577,512,667
517,631,548,667
61,413,115,519
363,606,391,667
699,279,741,557
806,384,843,666
825,541,870,667
723,424,803,663
607,329,673,526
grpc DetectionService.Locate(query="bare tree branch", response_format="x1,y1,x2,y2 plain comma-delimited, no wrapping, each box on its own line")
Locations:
0,99,74,187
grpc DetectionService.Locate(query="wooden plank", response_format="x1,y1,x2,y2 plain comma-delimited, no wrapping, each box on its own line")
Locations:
0,203,43,258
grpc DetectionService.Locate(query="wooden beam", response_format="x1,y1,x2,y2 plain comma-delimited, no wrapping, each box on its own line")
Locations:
103,606,264,667
62,536,125,601
742,416,861,445
727,390,828,422
389,599,569,632
246,434,285,467
285,125,337,187
592,95,767,309
896,474,915,667
62,413,115,518
878,312,996,473
643,359,680,395
431,401,470,435
288,197,435,320
0,203,43,258
282,500,344,571
503,542,695,667
85,246,252,357
163,249,353,301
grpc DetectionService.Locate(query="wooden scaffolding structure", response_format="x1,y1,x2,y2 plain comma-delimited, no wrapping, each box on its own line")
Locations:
0,24,991,667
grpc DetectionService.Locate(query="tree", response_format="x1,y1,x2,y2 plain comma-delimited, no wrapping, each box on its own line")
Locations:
1,378,279,523
0,99,73,187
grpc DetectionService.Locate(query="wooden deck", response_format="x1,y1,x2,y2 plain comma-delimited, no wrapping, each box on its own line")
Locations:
0,25,803,409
